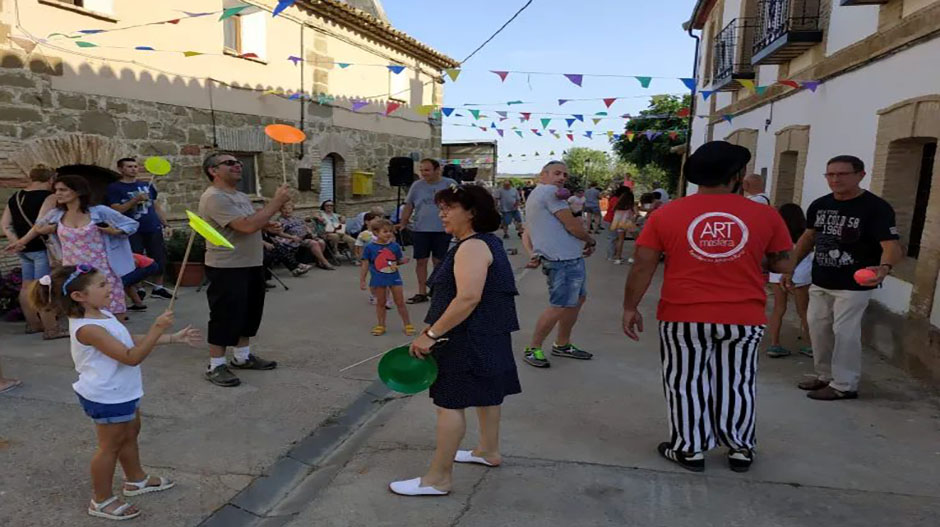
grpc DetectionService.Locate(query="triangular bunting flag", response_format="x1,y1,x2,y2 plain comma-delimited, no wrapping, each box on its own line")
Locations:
722,114,734,124
497,129,504,137
645,130,655,141
273,0,296,17
676,107,691,118
507,153,513,157
78,29,105,34
490,122,497,129
337,63,351,68
564,74,583,87
387,65,406,75
239,53,258,59
550,150,556,155
595,111,608,116
573,114,584,122
755,86,768,96
496,111,508,119
680,78,696,91
507,100,524,105
584,131,593,138
441,107,454,117
651,132,663,140
540,118,551,129
566,134,574,142
801,81,821,92
351,100,369,112
165,19,181,24
613,134,621,140
552,133,561,139
701,90,715,101
183,11,213,17
603,98,617,108
668,132,679,140
635,76,652,88
549,129,557,134
531,129,540,135
416,105,437,116
10,37,37,54
566,118,576,128
606,131,614,139
469,109,481,120
480,127,488,132
288,93,301,100
778,79,800,89
738,79,756,92
626,132,635,141
515,130,524,138
558,99,570,106
592,118,602,125
287,55,302,65
521,112,531,121
445,68,461,82
386,101,402,115
220,5,250,20
492,71,509,82
75,41,98,48
535,152,540,156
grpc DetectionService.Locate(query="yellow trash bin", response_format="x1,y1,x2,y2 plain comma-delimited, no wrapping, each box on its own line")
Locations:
351,171,374,196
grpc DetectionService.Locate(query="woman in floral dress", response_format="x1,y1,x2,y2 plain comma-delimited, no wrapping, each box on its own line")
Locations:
14,175,138,316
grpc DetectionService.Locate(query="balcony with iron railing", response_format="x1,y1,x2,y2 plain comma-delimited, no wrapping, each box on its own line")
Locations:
712,18,757,91
751,0,823,65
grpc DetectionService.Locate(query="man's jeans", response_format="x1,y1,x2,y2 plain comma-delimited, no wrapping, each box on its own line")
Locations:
807,285,873,392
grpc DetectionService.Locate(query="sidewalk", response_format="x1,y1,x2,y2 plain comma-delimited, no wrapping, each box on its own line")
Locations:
281,239,940,527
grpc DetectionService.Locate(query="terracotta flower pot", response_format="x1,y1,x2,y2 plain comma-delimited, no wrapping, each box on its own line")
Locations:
168,262,205,287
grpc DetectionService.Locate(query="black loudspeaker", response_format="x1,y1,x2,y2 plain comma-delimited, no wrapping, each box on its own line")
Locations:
442,164,461,181
460,168,478,182
388,157,415,187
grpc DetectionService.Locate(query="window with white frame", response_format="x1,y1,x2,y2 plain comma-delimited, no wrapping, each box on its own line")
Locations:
50,0,114,15
389,63,409,103
222,4,267,60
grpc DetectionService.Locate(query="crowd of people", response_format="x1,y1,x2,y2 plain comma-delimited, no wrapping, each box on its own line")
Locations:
0,141,905,515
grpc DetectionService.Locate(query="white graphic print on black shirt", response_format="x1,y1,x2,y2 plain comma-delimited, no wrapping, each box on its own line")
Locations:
806,191,899,291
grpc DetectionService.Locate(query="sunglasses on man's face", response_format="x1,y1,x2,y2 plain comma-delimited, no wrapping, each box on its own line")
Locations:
214,160,243,168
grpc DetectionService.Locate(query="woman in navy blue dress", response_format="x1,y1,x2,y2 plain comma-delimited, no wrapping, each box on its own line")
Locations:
389,184,521,497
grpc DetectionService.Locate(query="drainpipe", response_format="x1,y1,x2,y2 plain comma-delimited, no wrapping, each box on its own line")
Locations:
299,23,306,161
682,23,701,197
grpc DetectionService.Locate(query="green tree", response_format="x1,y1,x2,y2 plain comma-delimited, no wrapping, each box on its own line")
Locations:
562,147,616,190
613,94,691,194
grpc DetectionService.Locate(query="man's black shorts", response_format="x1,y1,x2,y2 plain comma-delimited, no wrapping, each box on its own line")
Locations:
205,266,266,347
411,231,452,261
129,231,166,273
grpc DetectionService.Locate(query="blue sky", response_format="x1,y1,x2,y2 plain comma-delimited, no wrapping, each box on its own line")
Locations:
384,0,697,173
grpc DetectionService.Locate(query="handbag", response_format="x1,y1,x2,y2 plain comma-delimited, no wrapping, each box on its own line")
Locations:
15,191,61,266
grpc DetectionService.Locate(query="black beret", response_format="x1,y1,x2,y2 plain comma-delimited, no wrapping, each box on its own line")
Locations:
684,141,751,186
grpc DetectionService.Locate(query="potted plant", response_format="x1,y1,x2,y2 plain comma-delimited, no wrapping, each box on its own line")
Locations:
165,229,207,287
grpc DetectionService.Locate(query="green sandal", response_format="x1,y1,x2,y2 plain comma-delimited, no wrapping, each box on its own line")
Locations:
766,345,791,358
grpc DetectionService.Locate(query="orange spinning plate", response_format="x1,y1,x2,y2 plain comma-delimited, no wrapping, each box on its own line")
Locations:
264,124,306,144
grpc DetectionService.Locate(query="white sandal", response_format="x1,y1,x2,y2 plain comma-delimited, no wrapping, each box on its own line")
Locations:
123,475,176,497
88,496,141,521
388,477,449,496
454,450,498,467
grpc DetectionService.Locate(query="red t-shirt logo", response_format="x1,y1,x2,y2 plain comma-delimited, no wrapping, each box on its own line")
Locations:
686,212,750,261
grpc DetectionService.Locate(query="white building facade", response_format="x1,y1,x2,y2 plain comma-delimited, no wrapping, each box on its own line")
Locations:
686,0,940,382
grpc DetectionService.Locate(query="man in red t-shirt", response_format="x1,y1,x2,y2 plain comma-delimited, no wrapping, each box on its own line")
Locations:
621,141,793,473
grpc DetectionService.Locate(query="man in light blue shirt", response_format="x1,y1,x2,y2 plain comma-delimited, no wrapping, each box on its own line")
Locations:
396,159,457,304
584,183,602,233
522,161,597,368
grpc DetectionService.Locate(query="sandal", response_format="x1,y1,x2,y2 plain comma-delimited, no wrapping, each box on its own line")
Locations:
123,475,176,497
0,379,23,395
404,324,416,336
371,325,386,336
42,330,69,341
292,264,312,277
88,496,140,521
406,294,429,304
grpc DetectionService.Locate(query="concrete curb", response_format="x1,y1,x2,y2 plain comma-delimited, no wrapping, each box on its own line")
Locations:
197,379,393,527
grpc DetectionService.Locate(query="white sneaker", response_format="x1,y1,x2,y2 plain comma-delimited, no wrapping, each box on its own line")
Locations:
613,259,623,265
628,258,635,264
368,295,376,305
388,477,449,496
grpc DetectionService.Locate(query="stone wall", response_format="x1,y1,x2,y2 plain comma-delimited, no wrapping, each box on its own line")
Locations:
0,50,440,270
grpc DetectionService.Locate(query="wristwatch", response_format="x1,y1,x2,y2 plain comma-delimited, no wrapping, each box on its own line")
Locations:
425,328,441,341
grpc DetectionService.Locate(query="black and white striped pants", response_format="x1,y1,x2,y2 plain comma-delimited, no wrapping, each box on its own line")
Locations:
658,322,765,453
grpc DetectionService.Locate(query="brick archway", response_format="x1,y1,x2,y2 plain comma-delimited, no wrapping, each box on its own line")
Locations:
309,133,356,202
773,125,810,206
9,133,128,176
724,128,759,176
870,95,940,320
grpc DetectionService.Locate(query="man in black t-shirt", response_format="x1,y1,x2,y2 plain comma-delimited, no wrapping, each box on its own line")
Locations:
783,155,902,401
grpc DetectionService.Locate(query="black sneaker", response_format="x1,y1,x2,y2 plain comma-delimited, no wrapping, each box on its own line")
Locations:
127,304,148,311
265,281,276,289
151,287,173,299
205,364,241,387
136,288,147,301
551,343,593,360
658,442,704,472
230,354,277,370
728,449,754,472
523,347,550,368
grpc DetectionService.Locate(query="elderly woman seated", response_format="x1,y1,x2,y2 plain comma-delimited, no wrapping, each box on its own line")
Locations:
277,200,335,270
314,200,357,258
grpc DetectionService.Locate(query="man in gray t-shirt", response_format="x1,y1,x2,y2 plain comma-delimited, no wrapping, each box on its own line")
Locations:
497,180,523,239
583,184,602,233
397,159,457,303
198,152,291,387
521,161,597,369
